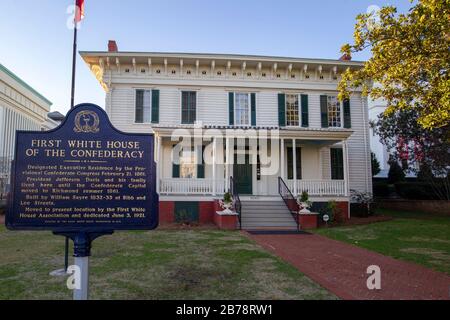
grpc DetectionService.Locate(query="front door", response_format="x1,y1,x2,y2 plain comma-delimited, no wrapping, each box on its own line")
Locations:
233,153,253,195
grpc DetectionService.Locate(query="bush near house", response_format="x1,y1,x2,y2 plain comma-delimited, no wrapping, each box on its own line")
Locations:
373,182,390,198
395,182,449,200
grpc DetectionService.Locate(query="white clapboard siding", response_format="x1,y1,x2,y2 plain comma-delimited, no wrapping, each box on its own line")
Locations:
197,88,228,125
107,85,372,195
256,91,278,127
346,95,371,193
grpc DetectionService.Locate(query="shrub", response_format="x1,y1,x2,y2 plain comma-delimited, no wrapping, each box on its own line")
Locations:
371,152,381,177
373,182,390,198
388,159,405,184
395,182,448,200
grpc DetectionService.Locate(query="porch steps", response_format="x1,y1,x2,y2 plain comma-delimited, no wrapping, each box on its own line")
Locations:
240,200,298,230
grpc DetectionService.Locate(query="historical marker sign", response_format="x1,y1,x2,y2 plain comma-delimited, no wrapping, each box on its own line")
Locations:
6,103,158,232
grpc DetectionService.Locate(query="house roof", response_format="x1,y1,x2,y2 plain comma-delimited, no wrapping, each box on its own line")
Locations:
79,51,365,67
0,63,52,106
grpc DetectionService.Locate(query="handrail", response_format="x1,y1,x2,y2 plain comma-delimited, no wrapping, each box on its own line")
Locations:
278,177,300,231
230,176,242,230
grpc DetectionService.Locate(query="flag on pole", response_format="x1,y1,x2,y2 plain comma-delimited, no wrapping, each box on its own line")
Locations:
75,0,85,23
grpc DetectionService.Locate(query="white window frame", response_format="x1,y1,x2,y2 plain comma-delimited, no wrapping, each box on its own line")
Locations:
234,92,252,126
179,147,197,179
327,95,344,128
134,89,152,124
285,93,301,127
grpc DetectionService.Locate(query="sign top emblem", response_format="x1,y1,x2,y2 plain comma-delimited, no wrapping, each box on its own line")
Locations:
74,110,100,133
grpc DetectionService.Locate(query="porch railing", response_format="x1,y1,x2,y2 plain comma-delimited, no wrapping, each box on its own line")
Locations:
278,177,300,231
286,180,347,196
230,176,242,230
160,178,226,195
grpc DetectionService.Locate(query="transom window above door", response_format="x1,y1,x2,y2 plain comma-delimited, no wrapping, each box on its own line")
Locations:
286,94,299,126
181,91,197,124
327,96,342,128
234,93,250,126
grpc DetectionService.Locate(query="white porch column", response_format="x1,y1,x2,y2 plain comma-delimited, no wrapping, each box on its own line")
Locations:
225,137,230,191
280,138,285,180
212,137,217,196
293,139,297,196
157,136,162,194
343,140,349,197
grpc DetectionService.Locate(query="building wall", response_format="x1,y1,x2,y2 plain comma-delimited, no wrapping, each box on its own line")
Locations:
107,84,372,194
0,64,52,198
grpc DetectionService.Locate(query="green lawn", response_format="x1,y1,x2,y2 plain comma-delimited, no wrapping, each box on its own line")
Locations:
0,225,334,300
315,209,450,275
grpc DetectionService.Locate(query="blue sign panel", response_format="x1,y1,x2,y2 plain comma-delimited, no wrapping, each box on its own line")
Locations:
6,103,158,232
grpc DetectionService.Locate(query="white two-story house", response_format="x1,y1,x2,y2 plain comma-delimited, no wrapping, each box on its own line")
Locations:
81,43,372,229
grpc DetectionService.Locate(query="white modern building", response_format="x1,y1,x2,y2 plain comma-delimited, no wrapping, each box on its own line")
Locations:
81,44,372,229
369,97,391,177
0,63,54,200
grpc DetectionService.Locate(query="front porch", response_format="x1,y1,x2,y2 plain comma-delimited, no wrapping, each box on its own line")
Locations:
159,178,347,197
154,127,352,198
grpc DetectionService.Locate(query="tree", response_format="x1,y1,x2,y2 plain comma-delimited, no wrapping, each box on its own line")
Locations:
374,108,450,199
371,152,381,177
388,157,405,184
339,0,450,129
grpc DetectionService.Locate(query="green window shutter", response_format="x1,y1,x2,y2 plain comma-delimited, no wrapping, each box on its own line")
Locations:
172,163,180,178
135,90,144,123
228,92,234,125
301,94,309,127
331,148,344,180
251,93,256,126
343,99,351,128
278,93,286,127
172,144,180,178
296,147,302,180
320,95,328,128
287,146,302,180
151,90,160,123
197,145,205,179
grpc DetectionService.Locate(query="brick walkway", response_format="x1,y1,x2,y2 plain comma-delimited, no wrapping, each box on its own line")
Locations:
248,233,450,300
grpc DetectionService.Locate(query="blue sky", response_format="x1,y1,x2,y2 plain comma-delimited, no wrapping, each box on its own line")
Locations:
0,0,413,115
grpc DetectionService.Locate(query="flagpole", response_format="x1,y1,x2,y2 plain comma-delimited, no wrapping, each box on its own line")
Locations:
66,1,79,272
70,11,78,109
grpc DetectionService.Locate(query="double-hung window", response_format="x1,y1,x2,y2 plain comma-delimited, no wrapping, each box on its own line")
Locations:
286,94,299,126
327,96,342,128
234,93,250,126
180,147,196,178
135,89,152,123
181,91,197,124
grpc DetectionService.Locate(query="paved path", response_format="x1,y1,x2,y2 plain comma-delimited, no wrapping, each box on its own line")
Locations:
248,233,450,300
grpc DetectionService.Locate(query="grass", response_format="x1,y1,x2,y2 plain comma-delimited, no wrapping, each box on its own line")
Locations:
0,226,335,300
315,209,450,275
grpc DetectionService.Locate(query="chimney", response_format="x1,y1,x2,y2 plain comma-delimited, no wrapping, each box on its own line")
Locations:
339,53,352,61
108,40,118,52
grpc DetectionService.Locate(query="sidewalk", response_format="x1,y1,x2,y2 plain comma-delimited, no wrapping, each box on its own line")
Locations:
248,232,450,300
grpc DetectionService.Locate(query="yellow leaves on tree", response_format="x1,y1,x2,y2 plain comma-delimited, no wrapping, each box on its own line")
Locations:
339,0,450,129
